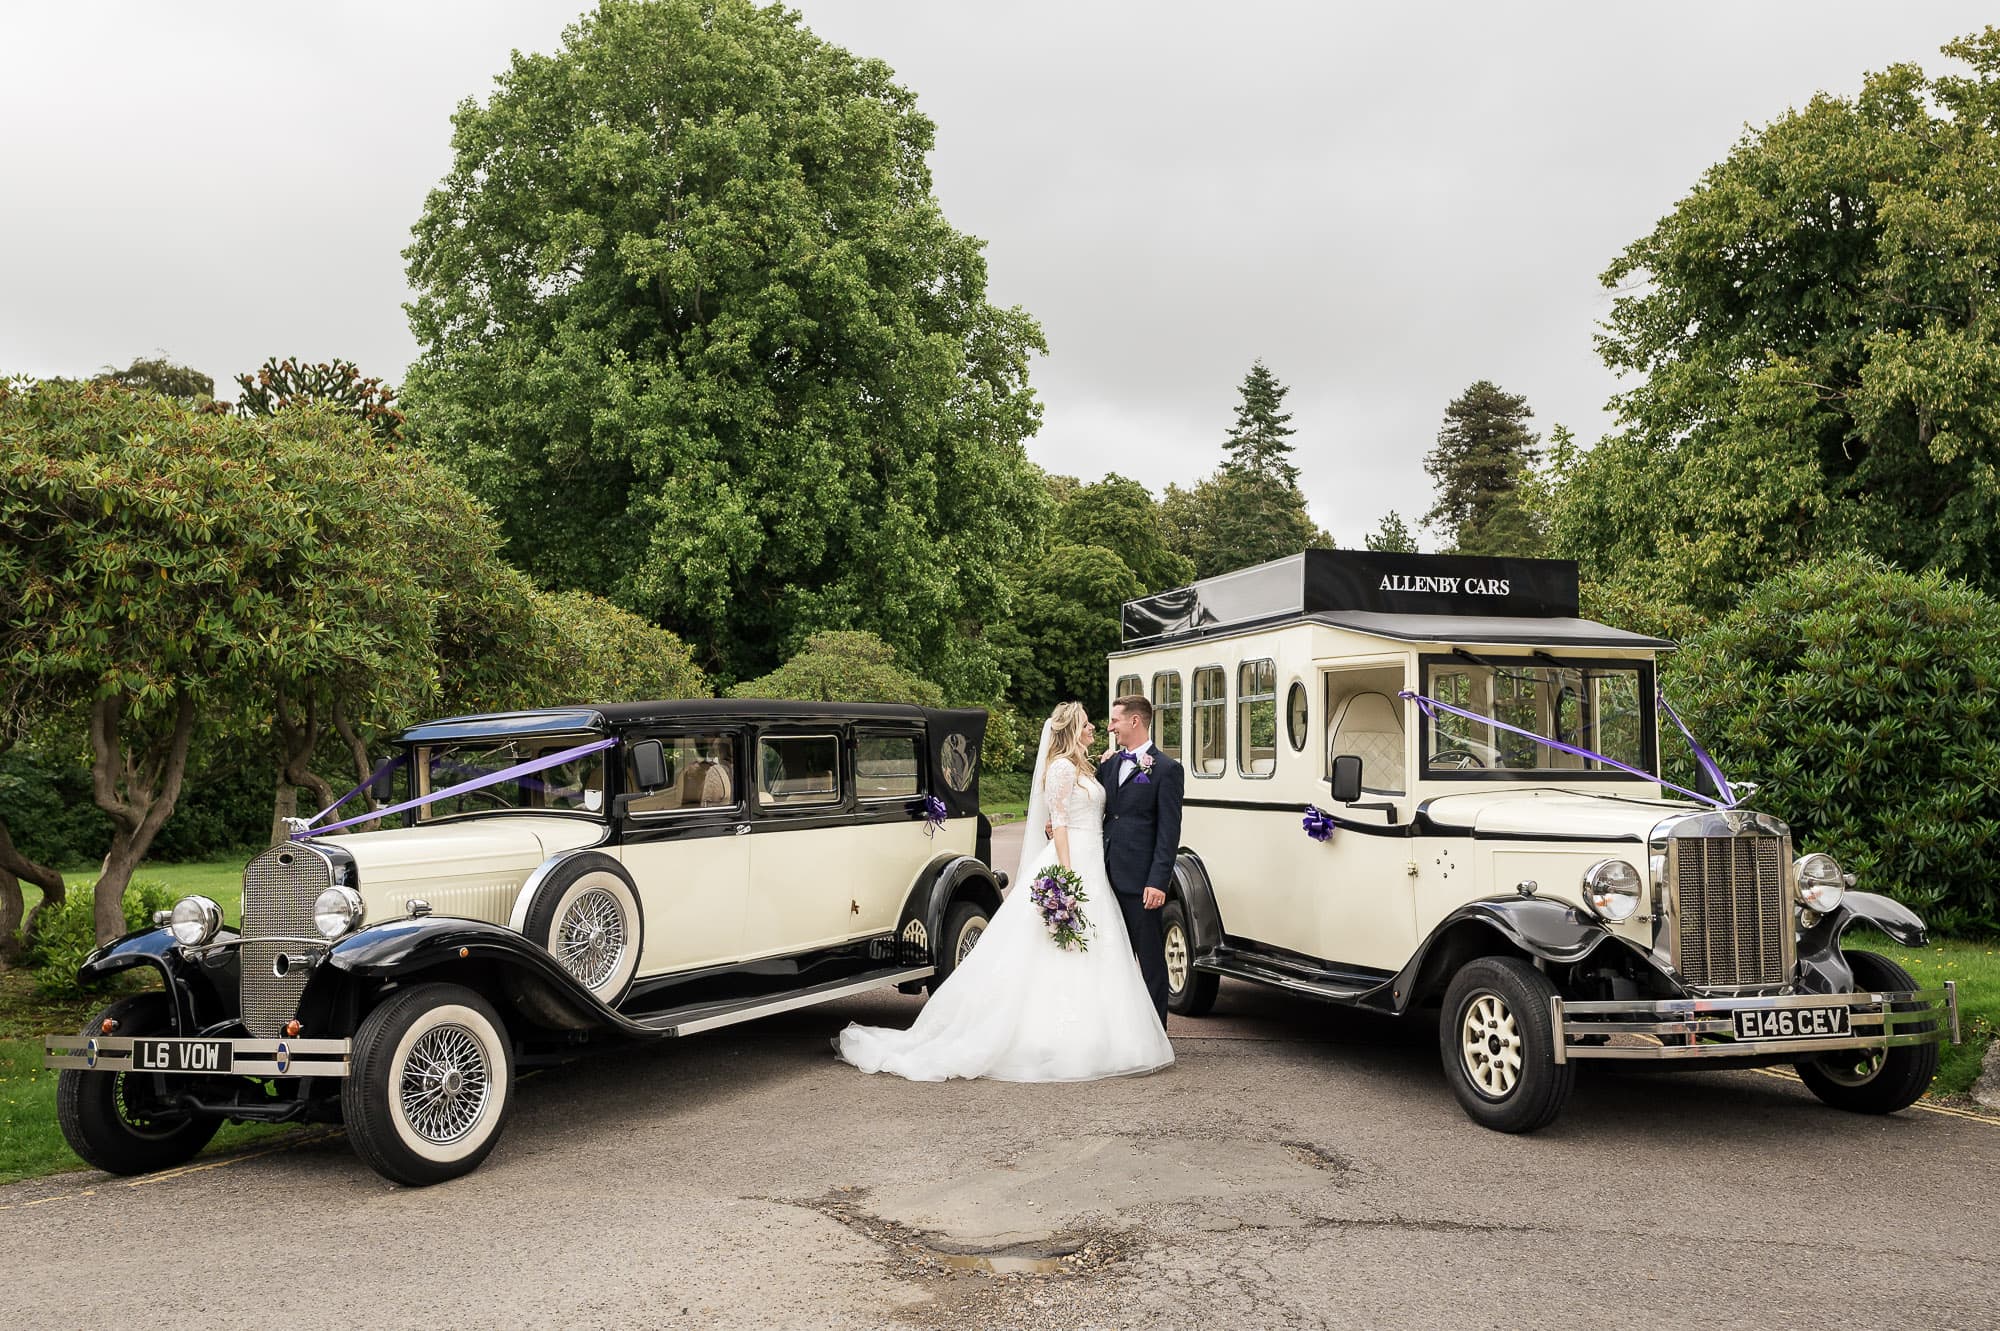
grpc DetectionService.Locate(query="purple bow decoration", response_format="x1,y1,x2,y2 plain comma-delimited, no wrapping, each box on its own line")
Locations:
1301,804,1336,843
915,794,949,838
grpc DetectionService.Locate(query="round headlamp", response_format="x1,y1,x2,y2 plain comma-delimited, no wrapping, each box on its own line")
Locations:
1794,852,1845,913
1581,859,1643,923
168,895,222,948
313,885,365,940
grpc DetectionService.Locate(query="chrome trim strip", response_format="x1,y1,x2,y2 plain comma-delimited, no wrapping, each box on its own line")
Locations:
43,1035,352,1077
638,966,934,1036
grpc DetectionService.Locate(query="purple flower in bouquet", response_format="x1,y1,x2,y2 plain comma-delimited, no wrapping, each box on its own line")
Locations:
1029,865,1091,951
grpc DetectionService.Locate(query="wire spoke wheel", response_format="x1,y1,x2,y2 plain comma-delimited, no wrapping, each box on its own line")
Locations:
555,887,627,990
397,1022,493,1147
1460,992,1524,1099
955,918,985,965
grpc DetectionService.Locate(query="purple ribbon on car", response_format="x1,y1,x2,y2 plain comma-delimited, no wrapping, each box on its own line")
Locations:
290,737,619,839
1301,804,1336,842
1397,689,1739,810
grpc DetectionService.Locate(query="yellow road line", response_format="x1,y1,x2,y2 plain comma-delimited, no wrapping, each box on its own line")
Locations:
1750,1066,1999,1125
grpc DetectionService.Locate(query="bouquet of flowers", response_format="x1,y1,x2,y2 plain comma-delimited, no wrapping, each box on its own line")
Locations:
1028,866,1091,951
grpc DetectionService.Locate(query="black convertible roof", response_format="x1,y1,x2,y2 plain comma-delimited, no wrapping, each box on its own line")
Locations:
396,698,933,743
1120,550,1673,650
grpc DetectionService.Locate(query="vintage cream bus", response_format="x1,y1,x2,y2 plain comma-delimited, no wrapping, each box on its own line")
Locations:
1112,550,1959,1132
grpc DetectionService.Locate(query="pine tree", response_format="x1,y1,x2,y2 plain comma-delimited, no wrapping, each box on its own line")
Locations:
1223,360,1300,486
1365,510,1418,553
1423,380,1546,556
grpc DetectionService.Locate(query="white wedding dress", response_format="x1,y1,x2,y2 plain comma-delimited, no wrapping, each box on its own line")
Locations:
836,751,1175,1082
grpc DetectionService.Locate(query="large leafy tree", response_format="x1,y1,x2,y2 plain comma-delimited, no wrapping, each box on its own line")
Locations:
1051,473,1194,593
402,0,1046,697
989,544,1143,721
1423,380,1545,556
95,355,215,403
1558,28,2000,612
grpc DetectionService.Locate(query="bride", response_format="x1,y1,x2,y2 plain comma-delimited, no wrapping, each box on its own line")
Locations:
835,702,1175,1082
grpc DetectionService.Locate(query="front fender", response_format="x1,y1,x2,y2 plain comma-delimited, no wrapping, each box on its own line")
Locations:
76,925,240,1033
319,917,650,1036
1834,890,1928,948
1794,890,1930,995
1385,898,1635,1013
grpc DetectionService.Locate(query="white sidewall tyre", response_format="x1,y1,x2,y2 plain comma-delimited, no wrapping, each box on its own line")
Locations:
386,1001,511,1166
536,869,642,1002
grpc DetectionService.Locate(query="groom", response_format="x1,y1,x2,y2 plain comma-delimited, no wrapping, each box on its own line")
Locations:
1098,694,1183,1026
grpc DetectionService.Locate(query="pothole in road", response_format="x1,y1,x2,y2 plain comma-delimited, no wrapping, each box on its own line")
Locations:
786,1187,1131,1281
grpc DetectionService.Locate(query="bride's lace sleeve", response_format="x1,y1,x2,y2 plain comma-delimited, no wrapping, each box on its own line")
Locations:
1045,757,1079,829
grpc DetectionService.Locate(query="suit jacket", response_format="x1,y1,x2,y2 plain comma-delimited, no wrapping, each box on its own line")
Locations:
1097,742,1185,898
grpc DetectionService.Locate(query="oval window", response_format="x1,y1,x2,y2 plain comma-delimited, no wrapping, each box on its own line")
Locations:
1286,681,1309,752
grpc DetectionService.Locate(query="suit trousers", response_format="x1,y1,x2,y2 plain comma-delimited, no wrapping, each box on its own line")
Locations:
1117,888,1169,1026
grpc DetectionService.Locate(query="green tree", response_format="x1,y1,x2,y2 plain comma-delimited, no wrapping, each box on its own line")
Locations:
729,630,944,706
1224,359,1300,487
235,357,405,443
1364,510,1418,553
0,381,433,940
95,355,215,403
529,589,708,704
401,0,1046,698
1161,361,1332,579
989,544,1143,720
1423,380,1545,556
1053,474,1194,592
1161,470,1332,580
1564,28,2000,611
1667,555,2000,935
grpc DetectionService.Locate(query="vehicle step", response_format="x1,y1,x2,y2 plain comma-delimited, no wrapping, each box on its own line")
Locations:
1196,957,1379,1003
629,965,935,1036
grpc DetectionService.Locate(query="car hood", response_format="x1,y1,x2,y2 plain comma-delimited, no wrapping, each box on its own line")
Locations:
1420,788,1705,842
332,817,604,882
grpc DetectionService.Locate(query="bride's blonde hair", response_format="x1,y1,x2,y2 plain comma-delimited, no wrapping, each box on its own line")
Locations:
1044,701,1095,774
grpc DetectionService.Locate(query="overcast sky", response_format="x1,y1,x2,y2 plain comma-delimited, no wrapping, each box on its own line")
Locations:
2,2,1989,545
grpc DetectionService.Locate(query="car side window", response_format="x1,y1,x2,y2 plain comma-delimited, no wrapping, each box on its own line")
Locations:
856,732,922,799
624,733,738,815
758,734,842,808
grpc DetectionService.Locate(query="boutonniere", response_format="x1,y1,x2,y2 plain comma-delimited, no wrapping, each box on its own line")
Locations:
1133,749,1155,784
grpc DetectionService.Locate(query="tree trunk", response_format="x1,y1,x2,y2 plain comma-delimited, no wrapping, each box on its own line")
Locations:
270,777,299,848
332,695,384,834
0,816,66,964
89,691,198,945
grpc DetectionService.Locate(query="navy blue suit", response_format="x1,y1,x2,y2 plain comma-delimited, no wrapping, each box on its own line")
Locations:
1098,743,1184,1024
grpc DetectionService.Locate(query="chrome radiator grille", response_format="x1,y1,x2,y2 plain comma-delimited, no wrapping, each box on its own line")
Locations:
1668,831,1790,990
239,844,330,1037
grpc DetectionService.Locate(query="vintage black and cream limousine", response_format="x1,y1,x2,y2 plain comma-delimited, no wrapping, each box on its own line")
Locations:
1114,550,1960,1132
45,701,1001,1184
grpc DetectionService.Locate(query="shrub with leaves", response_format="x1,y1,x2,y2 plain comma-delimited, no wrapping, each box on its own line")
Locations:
1668,555,2000,935
28,877,176,998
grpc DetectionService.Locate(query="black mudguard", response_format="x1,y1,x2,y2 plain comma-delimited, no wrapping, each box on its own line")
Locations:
317,916,651,1037
1381,897,1642,1013
74,925,241,1034
896,854,1004,962
1794,890,1930,995
1170,851,1226,955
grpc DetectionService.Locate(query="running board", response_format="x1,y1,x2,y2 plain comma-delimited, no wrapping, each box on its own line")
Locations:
1195,956,1379,1004
629,965,934,1036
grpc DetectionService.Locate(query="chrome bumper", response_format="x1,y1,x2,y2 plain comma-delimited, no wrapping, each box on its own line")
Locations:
1551,982,1958,1063
43,1034,351,1078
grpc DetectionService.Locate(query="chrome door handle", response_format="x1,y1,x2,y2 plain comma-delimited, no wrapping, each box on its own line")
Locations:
735,824,750,835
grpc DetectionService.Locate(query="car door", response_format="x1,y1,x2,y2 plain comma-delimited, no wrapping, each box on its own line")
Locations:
844,727,933,939
743,727,855,956
613,728,751,976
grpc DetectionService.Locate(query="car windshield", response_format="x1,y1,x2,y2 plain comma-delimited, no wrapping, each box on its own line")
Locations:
414,736,607,820
1422,658,1650,775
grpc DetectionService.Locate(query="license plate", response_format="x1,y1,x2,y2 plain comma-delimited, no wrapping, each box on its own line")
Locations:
1733,1006,1850,1041
131,1038,232,1073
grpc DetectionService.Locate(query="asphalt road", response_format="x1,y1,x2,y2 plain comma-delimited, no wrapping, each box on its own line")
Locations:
6,823,1995,1330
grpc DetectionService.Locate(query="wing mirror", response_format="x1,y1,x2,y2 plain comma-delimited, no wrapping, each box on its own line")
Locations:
1329,754,1363,805
630,738,668,792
